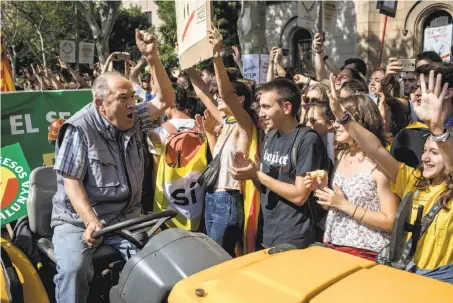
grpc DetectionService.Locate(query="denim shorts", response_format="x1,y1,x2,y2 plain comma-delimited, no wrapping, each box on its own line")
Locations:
406,261,453,284
205,190,244,257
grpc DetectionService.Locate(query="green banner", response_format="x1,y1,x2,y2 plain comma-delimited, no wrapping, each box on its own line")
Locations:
1,90,92,169
1,90,92,224
1,143,31,224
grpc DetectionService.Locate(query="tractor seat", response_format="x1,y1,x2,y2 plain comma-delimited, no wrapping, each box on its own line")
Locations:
27,167,123,271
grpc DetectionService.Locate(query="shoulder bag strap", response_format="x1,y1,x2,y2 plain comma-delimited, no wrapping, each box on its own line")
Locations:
401,192,443,261
162,121,177,134
215,124,236,158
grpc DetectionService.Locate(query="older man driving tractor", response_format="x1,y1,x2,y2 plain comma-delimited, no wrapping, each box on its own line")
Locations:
50,31,174,303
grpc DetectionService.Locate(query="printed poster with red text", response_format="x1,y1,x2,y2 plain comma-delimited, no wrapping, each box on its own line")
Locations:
175,0,213,69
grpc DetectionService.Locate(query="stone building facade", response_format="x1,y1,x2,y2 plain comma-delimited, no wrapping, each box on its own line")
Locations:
266,1,453,76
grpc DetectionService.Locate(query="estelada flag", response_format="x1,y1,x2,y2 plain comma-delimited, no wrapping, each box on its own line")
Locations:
236,126,261,256
1,34,15,92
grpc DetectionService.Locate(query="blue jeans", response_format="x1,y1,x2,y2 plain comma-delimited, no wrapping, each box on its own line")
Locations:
406,261,453,284
52,223,136,303
205,190,244,257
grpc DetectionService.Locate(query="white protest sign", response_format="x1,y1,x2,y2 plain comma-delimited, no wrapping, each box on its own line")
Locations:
59,40,76,63
424,24,452,62
260,54,269,84
78,42,95,65
298,1,319,29
175,0,213,69
242,54,260,84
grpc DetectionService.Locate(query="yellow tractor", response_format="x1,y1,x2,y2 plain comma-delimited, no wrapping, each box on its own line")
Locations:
1,167,452,303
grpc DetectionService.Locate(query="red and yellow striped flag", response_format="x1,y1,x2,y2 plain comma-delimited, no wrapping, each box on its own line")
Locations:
1,34,15,92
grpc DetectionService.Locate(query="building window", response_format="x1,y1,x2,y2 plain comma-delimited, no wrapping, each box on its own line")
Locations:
423,10,452,29
146,11,153,26
292,29,313,75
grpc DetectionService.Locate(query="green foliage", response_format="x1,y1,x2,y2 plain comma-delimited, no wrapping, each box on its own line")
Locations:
109,5,152,60
155,1,178,74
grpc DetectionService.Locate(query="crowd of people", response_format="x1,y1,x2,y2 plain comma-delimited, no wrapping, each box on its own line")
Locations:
24,25,453,302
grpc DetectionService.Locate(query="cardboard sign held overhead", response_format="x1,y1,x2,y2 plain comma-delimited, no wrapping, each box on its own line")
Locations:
176,0,213,69
59,40,76,63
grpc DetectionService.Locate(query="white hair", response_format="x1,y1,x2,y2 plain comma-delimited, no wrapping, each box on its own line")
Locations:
91,71,123,101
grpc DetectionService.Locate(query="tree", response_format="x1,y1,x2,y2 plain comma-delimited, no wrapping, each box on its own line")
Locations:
109,5,151,60
75,1,121,66
237,1,267,54
1,1,90,81
155,1,178,73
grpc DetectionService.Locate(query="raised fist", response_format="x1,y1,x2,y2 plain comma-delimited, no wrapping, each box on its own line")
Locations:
136,30,159,62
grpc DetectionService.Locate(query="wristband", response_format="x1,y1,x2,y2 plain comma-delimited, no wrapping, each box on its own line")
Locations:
431,128,450,143
335,111,352,125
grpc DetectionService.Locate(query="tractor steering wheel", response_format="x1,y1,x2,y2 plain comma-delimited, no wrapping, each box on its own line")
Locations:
91,210,177,249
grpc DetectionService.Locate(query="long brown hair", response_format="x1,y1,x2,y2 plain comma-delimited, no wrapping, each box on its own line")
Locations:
339,94,387,149
413,137,453,210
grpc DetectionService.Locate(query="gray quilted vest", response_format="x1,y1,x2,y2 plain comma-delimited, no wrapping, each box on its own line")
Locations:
51,103,144,228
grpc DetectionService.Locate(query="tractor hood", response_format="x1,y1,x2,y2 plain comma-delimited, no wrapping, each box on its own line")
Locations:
168,246,453,303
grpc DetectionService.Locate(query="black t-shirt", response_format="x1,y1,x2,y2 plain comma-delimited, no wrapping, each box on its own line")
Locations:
390,127,429,168
260,126,325,248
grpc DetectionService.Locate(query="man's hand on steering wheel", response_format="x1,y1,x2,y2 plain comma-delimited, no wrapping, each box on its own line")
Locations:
83,218,104,247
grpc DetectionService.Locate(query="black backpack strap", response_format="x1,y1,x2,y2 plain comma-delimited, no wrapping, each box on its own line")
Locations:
401,195,442,261
290,125,313,179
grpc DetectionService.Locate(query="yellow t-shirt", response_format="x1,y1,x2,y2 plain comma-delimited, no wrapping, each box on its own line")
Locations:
391,164,453,270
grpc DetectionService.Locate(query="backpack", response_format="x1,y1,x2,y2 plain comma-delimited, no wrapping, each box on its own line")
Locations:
162,121,204,168
153,121,208,231
264,125,333,224
11,216,42,267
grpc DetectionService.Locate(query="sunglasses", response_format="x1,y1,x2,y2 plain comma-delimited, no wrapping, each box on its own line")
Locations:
303,97,321,103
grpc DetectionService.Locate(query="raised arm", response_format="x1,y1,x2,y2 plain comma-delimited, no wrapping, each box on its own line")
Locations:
274,49,286,77
57,57,90,88
44,68,65,90
129,58,147,87
266,47,278,82
312,33,329,81
328,74,400,181
208,27,254,138
185,67,224,124
415,71,453,174
136,30,175,120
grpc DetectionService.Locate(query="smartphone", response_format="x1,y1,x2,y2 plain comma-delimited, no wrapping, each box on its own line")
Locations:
399,59,416,72
282,49,289,56
321,32,326,42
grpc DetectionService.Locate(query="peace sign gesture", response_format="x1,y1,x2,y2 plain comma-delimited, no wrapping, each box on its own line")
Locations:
414,70,449,134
